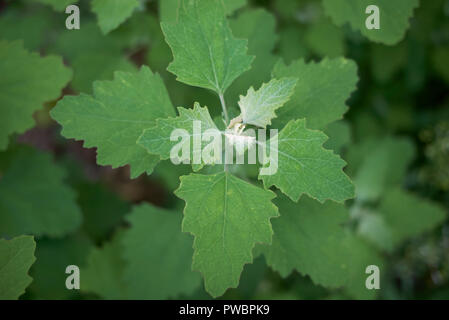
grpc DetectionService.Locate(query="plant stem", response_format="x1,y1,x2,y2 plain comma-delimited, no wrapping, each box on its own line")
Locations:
219,93,229,124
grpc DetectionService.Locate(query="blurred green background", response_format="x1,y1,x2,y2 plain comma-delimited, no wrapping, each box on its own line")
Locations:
0,0,448,300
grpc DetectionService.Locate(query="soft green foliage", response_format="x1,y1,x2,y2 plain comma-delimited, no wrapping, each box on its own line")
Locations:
322,0,420,45
91,0,141,34
260,119,354,203
161,0,254,94
379,189,446,248
82,231,127,299
0,40,72,150
138,103,219,172
0,149,82,238
271,58,358,129
51,67,174,178
261,195,351,286
237,78,297,128
175,172,279,297
122,204,201,299
28,233,92,299
0,236,36,300
352,136,416,202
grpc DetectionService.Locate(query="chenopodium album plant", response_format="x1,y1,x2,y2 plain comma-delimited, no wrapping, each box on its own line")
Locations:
51,0,362,297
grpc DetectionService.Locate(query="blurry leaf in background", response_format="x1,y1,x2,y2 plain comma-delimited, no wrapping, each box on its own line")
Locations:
91,0,141,34
0,40,72,150
432,46,449,84
121,204,201,299
322,0,420,45
259,119,354,203
28,0,77,11
161,0,254,95
76,183,130,243
378,188,447,249
260,194,352,288
0,236,36,300
49,22,136,94
277,27,310,65
175,172,279,297
27,233,92,299
370,43,407,83
51,66,174,179
0,148,82,238
81,230,127,299
271,57,358,129
227,8,278,104
323,120,352,154
351,136,416,202
0,6,57,51
304,16,346,58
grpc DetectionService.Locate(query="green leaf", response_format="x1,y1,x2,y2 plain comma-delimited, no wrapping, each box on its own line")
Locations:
305,17,346,58
261,194,351,287
259,119,354,203
353,136,416,202
0,236,36,300
323,120,352,154
322,0,419,45
161,0,254,94
138,102,219,172
271,58,358,129
379,188,447,248
91,0,140,34
0,40,72,150
122,204,201,299
237,77,297,128
51,66,174,178
28,233,92,299
81,231,127,299
0,149,82,238
175,172,279,297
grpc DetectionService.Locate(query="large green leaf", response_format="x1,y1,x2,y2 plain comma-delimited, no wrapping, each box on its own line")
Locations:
51,66,174,178
271,58,358,129
259,119,354,203
0,40,72,150
175,172,279,297
91,0,141,34
0,149,82,238
0,236,36,300
161,0,254,94
122,204,201,299
138,103,219,172
322,0,419,45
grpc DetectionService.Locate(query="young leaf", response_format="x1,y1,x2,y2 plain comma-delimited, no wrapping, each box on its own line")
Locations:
161,0,254,94
322,0,419,45
259,119,354,203
122,204,201,299
237,78,297,128
91,0,140,34
51,66,174,178
0,40,72,150
175,172,279,297
0,149,82,238
271,58,358,129
138,103,219,172
0,236,36,300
